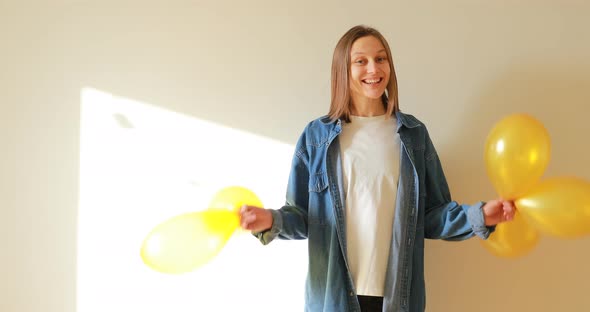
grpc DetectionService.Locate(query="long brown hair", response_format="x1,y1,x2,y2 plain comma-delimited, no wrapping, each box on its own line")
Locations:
328,25,399,122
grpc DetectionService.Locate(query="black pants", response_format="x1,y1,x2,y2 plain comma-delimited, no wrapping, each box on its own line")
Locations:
357,295,384,312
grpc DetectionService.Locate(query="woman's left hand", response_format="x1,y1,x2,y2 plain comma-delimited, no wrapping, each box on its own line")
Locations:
482,199,515,226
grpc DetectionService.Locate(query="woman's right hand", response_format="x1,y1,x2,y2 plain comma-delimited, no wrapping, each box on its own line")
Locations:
239,205,273,233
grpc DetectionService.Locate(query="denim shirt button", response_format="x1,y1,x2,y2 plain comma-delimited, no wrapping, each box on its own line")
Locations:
349,291,354,297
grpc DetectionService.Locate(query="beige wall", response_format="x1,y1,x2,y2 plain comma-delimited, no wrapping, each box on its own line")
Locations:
1,1,589,311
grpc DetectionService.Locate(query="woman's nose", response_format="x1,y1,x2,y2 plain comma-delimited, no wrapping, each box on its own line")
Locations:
366,60,378,73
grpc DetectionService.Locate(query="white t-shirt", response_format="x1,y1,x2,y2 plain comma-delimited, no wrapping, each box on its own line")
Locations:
339,114,400,296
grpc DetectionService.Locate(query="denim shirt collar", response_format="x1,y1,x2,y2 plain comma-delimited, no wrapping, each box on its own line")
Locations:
319,111,421,134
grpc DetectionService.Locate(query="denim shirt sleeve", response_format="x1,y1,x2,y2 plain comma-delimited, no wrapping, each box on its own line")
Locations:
422,128,492,240
255,131,310,245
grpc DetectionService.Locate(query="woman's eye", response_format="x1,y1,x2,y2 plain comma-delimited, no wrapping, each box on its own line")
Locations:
355,59,365,64
377,57,387,63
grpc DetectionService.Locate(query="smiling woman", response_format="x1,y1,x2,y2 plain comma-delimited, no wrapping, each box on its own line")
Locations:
237,25,515,312
348,36,391,116
328,26,398,123
4,2,590,312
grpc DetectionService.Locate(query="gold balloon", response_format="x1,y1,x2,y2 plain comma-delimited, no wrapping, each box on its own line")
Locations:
481,211,539,258
516,177,590,238
140,210,239,274
208,186,263,212
484,114,551,200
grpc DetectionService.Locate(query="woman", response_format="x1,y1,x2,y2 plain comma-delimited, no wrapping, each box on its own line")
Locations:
239,25,514,312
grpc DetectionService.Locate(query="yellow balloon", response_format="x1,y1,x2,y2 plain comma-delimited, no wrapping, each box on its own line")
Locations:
481,211,539,258
140,209,239,274
516,177,590,238
484,114,551,200
208,186,263,212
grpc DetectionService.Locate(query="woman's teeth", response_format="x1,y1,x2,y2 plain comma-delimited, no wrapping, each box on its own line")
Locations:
363,78,381,84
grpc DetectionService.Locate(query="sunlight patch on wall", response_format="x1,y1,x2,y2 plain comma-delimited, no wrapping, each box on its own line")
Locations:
78,87,306,312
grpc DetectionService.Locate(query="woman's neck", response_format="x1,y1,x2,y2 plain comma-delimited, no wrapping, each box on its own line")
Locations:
350,97,385,117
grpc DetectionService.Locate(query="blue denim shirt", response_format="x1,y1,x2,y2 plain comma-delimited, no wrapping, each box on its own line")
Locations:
256,112,491,312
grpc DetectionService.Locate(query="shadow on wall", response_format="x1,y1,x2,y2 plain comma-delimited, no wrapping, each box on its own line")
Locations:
426,64,590,312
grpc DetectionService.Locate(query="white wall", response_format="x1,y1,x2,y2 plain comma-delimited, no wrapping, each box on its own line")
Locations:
1,1,589,311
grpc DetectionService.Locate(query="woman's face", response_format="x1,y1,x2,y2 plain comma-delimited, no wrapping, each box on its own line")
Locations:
349,36,390,104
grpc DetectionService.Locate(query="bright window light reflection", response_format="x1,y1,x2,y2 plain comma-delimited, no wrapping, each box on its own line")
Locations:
78,87,306,312
496,140,505,153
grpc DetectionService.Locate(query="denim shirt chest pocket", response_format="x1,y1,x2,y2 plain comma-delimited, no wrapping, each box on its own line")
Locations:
307,142,332,226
